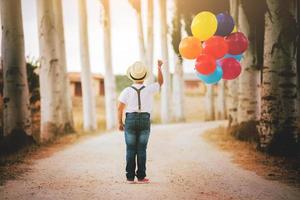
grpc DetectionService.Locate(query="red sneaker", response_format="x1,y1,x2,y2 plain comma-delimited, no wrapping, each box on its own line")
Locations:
137,178,150,184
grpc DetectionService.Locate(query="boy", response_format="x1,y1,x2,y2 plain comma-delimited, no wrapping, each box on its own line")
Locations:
118,60,163,184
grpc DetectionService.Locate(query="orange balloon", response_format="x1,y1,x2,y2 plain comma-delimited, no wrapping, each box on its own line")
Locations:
179,37,202,59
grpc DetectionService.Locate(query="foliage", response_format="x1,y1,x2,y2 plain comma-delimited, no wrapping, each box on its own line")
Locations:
26,62,40,104
179,0,229,35
115,75,132,93
229,121,259,143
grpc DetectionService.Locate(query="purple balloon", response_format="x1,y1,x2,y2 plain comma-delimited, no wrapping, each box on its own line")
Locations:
215,13,235,36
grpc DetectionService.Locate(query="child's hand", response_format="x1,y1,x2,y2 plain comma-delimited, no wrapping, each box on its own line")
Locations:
157,60,163,69
118,123,124,131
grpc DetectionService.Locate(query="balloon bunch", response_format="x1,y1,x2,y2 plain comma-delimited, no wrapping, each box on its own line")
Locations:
179,11,249,84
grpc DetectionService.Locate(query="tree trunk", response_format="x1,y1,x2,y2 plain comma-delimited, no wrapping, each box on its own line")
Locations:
205,85,215,121
0,7,3,139
137,10,146,63
1,0,32,137
128,0,154,84
236,1,261,130
159,0,171,123
296,0,300,144
228,0,239,127
171,0,185,122
53,0,75,133
128,0,146,63
37,0,65,141
216,80,226,120
145,0,154,84
101,0,117,130
258,0,298,155
78,0,97,131
172,55,185,122
227,80,238,127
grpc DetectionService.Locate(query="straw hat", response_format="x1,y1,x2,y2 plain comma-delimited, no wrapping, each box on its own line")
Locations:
127,61,149,82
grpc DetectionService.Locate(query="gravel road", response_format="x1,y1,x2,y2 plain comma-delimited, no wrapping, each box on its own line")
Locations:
1,122,299,200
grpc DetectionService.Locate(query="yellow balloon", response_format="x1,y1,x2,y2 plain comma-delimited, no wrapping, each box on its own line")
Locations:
232,26,238,33
191,11,217,41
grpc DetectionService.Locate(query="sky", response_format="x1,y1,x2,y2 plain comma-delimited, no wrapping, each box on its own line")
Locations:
13,0,194,75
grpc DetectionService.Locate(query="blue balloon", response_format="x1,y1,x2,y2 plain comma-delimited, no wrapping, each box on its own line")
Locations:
196,66,223,84
215,13,235,36
217,54,243,65
224,53,243,61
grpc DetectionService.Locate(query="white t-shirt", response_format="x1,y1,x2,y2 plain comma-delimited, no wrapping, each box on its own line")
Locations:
118,83,160,114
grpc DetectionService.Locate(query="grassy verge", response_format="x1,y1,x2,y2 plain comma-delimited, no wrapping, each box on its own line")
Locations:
203,126,300,188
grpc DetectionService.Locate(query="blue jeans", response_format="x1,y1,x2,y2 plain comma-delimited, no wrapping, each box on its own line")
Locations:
124,112,150,180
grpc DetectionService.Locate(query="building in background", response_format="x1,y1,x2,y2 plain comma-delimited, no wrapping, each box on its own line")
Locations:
183,73,206,95
68,72,105,97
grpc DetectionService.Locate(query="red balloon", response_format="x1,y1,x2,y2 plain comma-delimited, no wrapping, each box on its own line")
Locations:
203,36,228,59
219,58,241,80
195,54,216,75
225,32,249,55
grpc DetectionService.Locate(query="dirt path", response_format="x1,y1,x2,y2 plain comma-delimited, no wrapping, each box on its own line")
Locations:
1,122,299,200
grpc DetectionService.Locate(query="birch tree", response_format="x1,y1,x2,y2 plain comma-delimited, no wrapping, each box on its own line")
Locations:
216,81,226,120
1,0,31,138
78,0,97,131
128,0,146,63
128,0,154,83
101,0,117,130
205,85,215,121
37,0,65,141
171,0,185,122
53,0,75,133
296,0,300,143
258,0,298,154
228,0,239,128
159,0,171,123
235,0,262,132
146,0,154,83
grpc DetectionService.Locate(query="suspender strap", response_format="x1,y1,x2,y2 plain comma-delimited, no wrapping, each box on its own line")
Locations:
131,86,145,111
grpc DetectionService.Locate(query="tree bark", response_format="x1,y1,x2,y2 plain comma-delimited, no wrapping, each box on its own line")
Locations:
37,0,65,141
128,0,154,84
205,85,215,121
1,0,32,137
145,0,154,84
296,0,300,144
128,0,146,63
236,1,261,128
258,0,298,155
137,10,146,63
216,80,227,120
171,0,185,122
101,0,117,130
0,7,3,139
159,0,171,123
228,0,239,127
172,55,185,122
78,0,97,131
53,0,75,133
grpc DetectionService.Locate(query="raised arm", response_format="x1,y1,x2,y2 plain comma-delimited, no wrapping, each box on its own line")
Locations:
157,60,164,86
